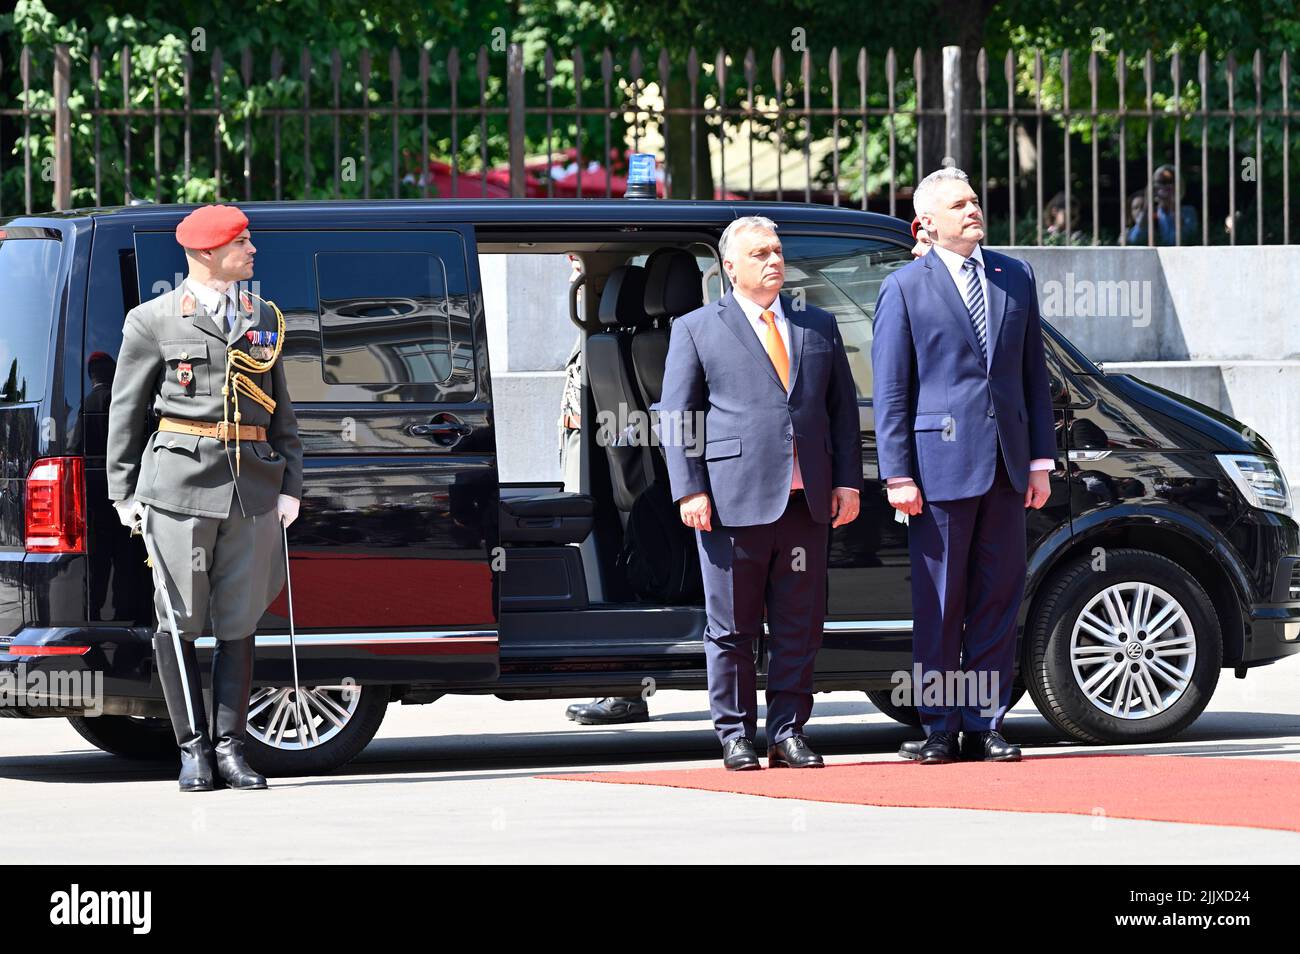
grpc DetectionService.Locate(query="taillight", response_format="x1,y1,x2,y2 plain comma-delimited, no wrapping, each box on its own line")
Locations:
25,456,86,553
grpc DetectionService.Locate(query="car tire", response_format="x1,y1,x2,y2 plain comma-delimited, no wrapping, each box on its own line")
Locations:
865,685,1027,727
67,714,177,761
864,689,923,726
1026,548,1222,744
242,682,389,777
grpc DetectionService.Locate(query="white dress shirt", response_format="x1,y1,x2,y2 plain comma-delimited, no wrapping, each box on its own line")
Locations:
930,241,989,316
885,243,1053,488
184,277,240,335
731,289,858,497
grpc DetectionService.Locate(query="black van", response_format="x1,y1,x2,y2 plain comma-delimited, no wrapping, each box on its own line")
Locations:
1,200,1297,775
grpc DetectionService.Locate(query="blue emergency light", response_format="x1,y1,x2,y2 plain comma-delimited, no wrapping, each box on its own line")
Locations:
625,153,658,199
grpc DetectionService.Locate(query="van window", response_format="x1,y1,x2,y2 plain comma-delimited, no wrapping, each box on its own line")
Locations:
135,230,477,403
628,246,720,304
0,235,61,404
316,251,456,386
779,236,913,399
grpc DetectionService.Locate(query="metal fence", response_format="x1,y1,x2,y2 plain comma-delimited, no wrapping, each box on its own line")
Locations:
0,41,1294,244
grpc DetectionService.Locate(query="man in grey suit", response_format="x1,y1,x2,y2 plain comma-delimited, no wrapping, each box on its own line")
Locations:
106,204,303,792
658,216,863,770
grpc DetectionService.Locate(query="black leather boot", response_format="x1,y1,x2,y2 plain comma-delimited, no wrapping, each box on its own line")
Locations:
211,636,268,790
152,631,214,792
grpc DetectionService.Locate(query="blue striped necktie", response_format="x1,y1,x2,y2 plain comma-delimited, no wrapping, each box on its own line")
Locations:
962,257,987,361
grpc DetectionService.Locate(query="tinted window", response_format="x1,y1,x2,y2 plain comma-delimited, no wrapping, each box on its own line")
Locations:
317,251,456,385
0,236,61,404
135,230,476,403
780,235,913,398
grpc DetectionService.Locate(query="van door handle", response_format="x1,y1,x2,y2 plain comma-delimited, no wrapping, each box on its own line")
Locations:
408,415,471,446
409,422,470,437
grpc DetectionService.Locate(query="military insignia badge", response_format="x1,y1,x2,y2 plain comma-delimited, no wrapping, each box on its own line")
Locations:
245,329,278,361
177,361,194,387
180,292,196,316
240,290,253,313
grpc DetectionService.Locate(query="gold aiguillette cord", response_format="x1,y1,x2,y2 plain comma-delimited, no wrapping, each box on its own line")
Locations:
221,293,286,475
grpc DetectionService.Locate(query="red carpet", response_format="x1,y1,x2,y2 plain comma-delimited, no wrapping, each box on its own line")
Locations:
542,754,1300,832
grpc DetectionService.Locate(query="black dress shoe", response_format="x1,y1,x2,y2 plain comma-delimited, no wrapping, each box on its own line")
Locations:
918,730,961,764
571,696,650,725
964,730,1022,762
768,735,824,768
565,699,601,720
898,739,926,760
722,738,761,771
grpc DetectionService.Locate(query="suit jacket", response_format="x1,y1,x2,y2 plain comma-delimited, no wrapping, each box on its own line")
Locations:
657,289,862,527
870,246,1056,502
106,284,304,519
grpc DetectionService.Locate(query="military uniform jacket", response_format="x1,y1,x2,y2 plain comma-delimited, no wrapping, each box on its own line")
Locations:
106,284,304,519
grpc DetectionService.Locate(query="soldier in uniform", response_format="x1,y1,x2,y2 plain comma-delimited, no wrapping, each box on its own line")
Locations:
106,204,303,792
557,259,651,727
558,331,583,489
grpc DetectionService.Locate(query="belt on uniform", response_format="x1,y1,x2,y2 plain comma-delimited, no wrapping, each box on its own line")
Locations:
158,416,267,442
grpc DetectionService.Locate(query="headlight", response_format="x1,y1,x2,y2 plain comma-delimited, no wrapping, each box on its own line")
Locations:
1216,454,1293,516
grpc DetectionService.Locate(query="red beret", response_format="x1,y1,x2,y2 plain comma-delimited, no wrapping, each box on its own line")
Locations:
175,204,249,250
910,215,923,239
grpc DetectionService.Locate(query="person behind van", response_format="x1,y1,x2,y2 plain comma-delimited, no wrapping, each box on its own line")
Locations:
557,330,650,725
106,203,303,793
558,256,651,726
910,216,932,258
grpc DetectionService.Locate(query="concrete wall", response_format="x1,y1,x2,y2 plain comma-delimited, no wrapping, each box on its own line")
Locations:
485,247,1300,489
482,254,576,483
994,246,1300,487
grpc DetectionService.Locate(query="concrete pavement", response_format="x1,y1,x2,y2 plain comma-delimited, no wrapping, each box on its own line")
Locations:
2,659,1299,863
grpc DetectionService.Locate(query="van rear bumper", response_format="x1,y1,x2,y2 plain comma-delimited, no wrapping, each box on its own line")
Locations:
0,626,160,716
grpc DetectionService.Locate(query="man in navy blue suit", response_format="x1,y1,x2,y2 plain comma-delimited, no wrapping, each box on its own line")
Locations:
658,216,863,771
872,168,1057,764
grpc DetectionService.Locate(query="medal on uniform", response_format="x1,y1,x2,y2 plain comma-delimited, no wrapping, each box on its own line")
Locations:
177,361,193,387
245,328,278,361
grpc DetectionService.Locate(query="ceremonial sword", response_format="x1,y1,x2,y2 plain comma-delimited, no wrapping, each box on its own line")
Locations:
135,504,198,735
281,519,305,736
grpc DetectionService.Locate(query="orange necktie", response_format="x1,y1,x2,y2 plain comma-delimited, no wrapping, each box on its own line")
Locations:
761,309,801,490
759,309,789,389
